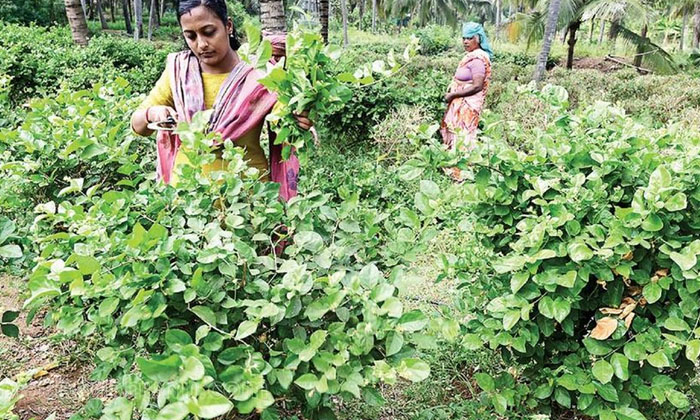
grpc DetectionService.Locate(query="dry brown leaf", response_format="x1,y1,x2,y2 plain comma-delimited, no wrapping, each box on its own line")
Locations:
621,302,637,319
651,275,659,283
655,268,669,277
623,277,632,287
620,297,635,308
622,252,633,261
590,317,618,340
600,307,623,315
596,279,607,290
624,313,636,329
628,285,643,296
639,297,648,307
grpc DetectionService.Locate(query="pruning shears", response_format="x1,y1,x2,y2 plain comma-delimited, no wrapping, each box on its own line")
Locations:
147,116,177,132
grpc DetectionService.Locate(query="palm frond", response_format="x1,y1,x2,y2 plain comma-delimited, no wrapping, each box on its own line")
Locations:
616,24,678,74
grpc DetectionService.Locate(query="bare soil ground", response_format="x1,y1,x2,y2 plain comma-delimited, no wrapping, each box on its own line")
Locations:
0,275,116,420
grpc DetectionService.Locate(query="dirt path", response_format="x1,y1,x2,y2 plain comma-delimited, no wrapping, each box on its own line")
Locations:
0,275,116,420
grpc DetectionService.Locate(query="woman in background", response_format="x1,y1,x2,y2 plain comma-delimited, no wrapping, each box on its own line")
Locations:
441,22,493,181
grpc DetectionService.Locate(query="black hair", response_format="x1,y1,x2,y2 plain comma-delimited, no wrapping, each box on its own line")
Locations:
177,0,241,50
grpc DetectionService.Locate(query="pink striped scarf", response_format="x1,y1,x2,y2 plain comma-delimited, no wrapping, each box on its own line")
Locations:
156,48,300,201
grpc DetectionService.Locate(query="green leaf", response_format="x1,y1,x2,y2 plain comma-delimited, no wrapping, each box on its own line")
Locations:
419,180,440,199
538,296,555,319
642,214,663,232
74,255,100,275
666,390,690,409
235,320,258,340
596,382,619,402
295,373,317,390
2,311,19,323
294,231,324,252
686,339,700,361
614,407,647,420
610,353,629,380
647,351,671,368
305,300,330,321
0,244,22,259
665,192,687,211
362,387,386,407
190,391,233,419
567,242,593,263
398,310,428,332
623,342,647,361
510,272,529,293
165,329,193,349
385,331,404,356
643,283,662,304
137,355,181,382
155,402,189,420
503,310,520,331
190,306,217,326
592,360,614,384
670,251,697,272
398,358,430,382
492,393,508,414
1,324,19,337
664,316,690,332
474,373,495,392
599,409,616,420
556,271,577,288
276,369,293,390
552,298,571,323
182,356,205,380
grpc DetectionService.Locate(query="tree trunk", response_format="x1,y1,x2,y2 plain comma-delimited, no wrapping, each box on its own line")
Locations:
134,0,143,40
588,18,594,43
680,10,688,51
359,0,364,31
97,0,109,28
147,0,155,40
260,0,286,35
319,0,329,42
566,20,580,70
495,0,501,27
694,3,700,50
88,0,95,20
597,19,605,44
371,0,376,32
80,0,88,20
159,0,165,20
65,0,90,45
340,0,349,47
633,24,647,68
110,0,115,21
122,0,133,33
155,0,160,28
533,0,561,82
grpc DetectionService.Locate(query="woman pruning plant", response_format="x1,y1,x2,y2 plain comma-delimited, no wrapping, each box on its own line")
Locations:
130,0,312,201
441,22,493,181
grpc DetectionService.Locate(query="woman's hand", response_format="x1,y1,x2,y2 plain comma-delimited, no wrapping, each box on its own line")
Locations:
131,106,178,137
293,111,313,131
148,106,178,123
444,93,454,103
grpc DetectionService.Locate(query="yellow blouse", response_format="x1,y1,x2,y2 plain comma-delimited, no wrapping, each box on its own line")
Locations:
140,67,269,183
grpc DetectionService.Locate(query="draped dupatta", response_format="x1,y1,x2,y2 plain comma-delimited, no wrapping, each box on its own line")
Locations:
155,46,300,201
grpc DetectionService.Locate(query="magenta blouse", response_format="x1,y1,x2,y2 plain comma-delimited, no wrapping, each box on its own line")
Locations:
455,58,486,82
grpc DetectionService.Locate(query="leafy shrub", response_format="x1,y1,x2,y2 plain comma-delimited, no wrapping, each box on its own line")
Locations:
0,79,146,229
415,25,457,56
372,105,430,156
442,85,700,419
25,112,433,419
0,0,65,25
0,23,174,102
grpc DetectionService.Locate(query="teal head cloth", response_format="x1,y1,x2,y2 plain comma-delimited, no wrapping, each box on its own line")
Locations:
462,22,493,60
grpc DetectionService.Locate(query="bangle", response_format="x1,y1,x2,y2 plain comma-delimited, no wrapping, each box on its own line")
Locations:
145,107,153,124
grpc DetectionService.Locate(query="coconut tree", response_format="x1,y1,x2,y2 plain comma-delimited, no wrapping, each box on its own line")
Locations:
583,0,676,72
341,0,349,46
320,0,329,42
134,0,143,39
533,0,562,82
672,0,695,51
260,0,286,35
122,0,133,34
65,0,90,45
